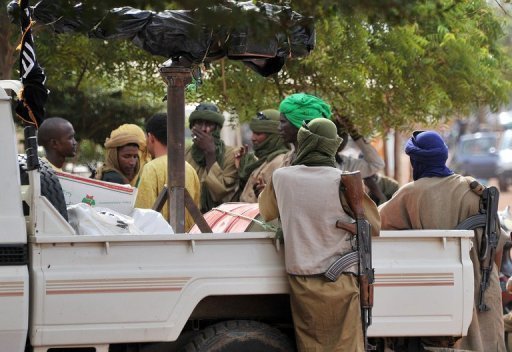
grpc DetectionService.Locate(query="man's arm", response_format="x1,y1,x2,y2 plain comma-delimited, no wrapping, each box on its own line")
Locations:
339,139,385,178
258,178,279,221
204,147,239,202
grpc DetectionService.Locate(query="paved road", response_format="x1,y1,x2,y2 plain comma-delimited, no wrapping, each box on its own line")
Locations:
488,179,512,211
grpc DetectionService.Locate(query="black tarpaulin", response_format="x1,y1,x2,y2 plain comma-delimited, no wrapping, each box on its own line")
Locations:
14,0,315,76
12,0,48,127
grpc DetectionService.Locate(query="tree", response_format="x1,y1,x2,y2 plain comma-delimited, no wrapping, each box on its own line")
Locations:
2,0,173,143
193,1,512,137
3,0,512,140
0,0,18,79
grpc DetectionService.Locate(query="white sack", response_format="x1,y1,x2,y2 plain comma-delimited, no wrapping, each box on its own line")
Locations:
68,204,174,236
130,208,174,235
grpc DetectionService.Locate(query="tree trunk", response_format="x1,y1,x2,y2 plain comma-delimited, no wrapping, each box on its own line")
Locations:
0,11,16,80
394,130,404,184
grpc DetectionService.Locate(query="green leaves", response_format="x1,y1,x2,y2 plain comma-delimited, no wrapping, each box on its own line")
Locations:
195,0,512,136
3,0,512,140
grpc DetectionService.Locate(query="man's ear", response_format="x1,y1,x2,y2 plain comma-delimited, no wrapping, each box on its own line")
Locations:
147,133,154,144
49,138,59,148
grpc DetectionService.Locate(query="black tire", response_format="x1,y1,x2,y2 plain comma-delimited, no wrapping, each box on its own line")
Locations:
182,320,294,352
18,155,68,221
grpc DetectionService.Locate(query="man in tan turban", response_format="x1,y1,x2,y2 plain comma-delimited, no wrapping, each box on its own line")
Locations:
96,124,148,186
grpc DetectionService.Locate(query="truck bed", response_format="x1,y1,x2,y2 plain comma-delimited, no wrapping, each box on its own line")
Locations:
26,229,474,346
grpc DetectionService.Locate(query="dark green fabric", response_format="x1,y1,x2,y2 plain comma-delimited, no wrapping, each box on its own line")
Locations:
101,170,128,185
238,134,289,186
200,183,215,214
189,110,225,128
279,93,332,128
249,119,280,134
190,128,226,212
292,119,342,167
249,108,280,134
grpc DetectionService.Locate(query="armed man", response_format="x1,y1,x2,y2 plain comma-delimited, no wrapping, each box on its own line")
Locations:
259,99,380,352
379,130,508,351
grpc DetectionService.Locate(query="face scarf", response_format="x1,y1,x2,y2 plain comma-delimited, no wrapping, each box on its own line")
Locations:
405,130,454,181
238,110,290,184
292,119,342,168
238,133,290,185
279,93,332,128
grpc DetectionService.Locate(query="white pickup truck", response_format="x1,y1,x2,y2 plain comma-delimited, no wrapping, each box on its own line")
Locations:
0,80,475,352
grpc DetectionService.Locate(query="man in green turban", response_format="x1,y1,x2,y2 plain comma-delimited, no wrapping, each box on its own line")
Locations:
185,102,239,213
259,118,380,352
236,109,290,202
278,92,331,166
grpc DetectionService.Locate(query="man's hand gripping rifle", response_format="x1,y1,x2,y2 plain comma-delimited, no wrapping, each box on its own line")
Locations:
324,171,374,351
456,182,499,312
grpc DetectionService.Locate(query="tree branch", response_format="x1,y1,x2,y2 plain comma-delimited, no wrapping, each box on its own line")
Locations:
74,61,89,90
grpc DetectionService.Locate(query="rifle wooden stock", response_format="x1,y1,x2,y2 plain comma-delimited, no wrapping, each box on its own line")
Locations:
340,172,365,220
360,275,374,308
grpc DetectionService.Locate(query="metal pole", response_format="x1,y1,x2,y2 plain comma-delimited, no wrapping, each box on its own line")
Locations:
159,64,191,233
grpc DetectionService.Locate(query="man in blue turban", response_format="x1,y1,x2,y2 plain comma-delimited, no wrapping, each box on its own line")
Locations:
404,130,454,180
380,130,507,351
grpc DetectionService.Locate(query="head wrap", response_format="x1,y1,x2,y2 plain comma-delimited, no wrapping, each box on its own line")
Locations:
189,102,225,128
279,93,332,128
405,130,454,181
293,118,342,167
188,103,227,212
238,109,290,186
249,109,280,134
96,124,144,186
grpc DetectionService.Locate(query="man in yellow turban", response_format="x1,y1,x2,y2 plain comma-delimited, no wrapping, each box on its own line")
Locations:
96,124,148,186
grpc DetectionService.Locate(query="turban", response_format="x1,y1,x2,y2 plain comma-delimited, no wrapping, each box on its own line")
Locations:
249,109,280,134
104,124,145,149
279,93,331,128
189,102,225,128
238,109,289,184
405,130,454,181
99,124,146,187
293,118,342,167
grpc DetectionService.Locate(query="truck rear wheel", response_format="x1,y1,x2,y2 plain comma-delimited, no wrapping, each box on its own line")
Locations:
182,320,294,352
18,155,68,221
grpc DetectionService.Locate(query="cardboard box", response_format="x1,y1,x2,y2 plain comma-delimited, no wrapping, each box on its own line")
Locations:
56,172,137,215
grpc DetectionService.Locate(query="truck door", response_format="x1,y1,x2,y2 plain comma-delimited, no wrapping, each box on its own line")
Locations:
0,81,30,352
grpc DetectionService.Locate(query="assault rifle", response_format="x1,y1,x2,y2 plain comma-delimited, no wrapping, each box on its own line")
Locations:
325,171,374,351
455,182,499,312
